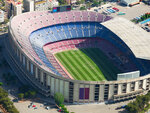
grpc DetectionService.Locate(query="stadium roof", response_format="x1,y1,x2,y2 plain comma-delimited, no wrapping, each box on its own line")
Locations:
102,17,150,60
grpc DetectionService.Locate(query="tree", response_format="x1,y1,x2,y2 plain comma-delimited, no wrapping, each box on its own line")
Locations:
80,0,85,4
0,88,8,98
24,92,29,98
54,93,64,105
18,93,24,100
76,0,85,4
0,82,3,86
126,101,139,113
125,94,150,113
80,6,86,10
28,90,36,98
92,0,99,7
0,88,19,113
58,0,67,5
76,0,81,5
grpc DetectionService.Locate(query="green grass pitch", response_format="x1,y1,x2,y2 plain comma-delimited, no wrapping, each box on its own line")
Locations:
55,48,120,81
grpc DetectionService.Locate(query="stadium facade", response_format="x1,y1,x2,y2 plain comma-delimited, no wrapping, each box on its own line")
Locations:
6,10,150,103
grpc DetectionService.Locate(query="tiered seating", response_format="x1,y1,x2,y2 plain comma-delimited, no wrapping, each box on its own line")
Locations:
10,11,113,78
74,11,82,21
75,24,83,38
30,22,109,47
82,11,89,21
44,51,70,79
67,11,75,22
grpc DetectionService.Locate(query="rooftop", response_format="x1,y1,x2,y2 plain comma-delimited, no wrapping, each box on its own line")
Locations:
102,17,150,60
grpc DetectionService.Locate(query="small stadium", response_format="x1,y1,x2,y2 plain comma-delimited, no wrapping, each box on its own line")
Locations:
6,10,150,103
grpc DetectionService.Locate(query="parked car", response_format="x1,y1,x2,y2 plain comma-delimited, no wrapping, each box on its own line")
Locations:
107,6,112,8
112,7,119,12
115,105,126,110
45,106,50,110
94,9,98,12
144,27,150,32
115,106,121,110
121,105,127,108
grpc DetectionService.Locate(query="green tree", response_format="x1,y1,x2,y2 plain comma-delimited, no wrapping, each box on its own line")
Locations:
18,93,24,100
126,101,139,113
24,92,29,98
54,93,64,105
76,0,81,5
0,88,8,98
0,82,3,86
76,0,85,4
136,95,145,111
0,88,19,113
80,0,85,3
28,90,36,98
80,6,86,10
58,0,67,5
93,0,99,7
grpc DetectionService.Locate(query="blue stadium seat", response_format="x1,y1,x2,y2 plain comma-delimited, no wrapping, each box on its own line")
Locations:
82,22,89,37
68,23,78,38
76,24,83,38
50,26,62,41
61,25,72,39
55,25,67,40
89,23,96,37
44,28,57,42
33,45,62,76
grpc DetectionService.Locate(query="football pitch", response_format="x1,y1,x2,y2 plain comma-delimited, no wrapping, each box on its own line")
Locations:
55,48,120,81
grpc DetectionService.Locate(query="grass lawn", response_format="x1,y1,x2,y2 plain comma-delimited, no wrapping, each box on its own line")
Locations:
55,48,120,81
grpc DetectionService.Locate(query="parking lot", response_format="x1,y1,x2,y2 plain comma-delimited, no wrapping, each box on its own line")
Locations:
65,100,134,113
111,3,150,20
89,2,150,34
89,2,150,20
13,99,133,113
14,100,58,113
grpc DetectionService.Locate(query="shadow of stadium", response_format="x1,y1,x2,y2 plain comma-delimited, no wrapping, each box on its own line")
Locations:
73,38,150,80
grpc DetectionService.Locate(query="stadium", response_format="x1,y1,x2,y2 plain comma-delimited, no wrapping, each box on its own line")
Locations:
5,10,150,103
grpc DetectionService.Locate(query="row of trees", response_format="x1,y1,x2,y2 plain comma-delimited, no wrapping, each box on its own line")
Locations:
0,88,19,113
18,85,37,100
126,92,150,113
78,0,103,10
18,90,36,100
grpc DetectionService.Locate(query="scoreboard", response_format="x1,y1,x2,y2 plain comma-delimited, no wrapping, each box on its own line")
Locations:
52,5,71,13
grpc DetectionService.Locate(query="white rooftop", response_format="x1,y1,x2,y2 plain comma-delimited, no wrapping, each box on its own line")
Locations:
102,17,150,60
